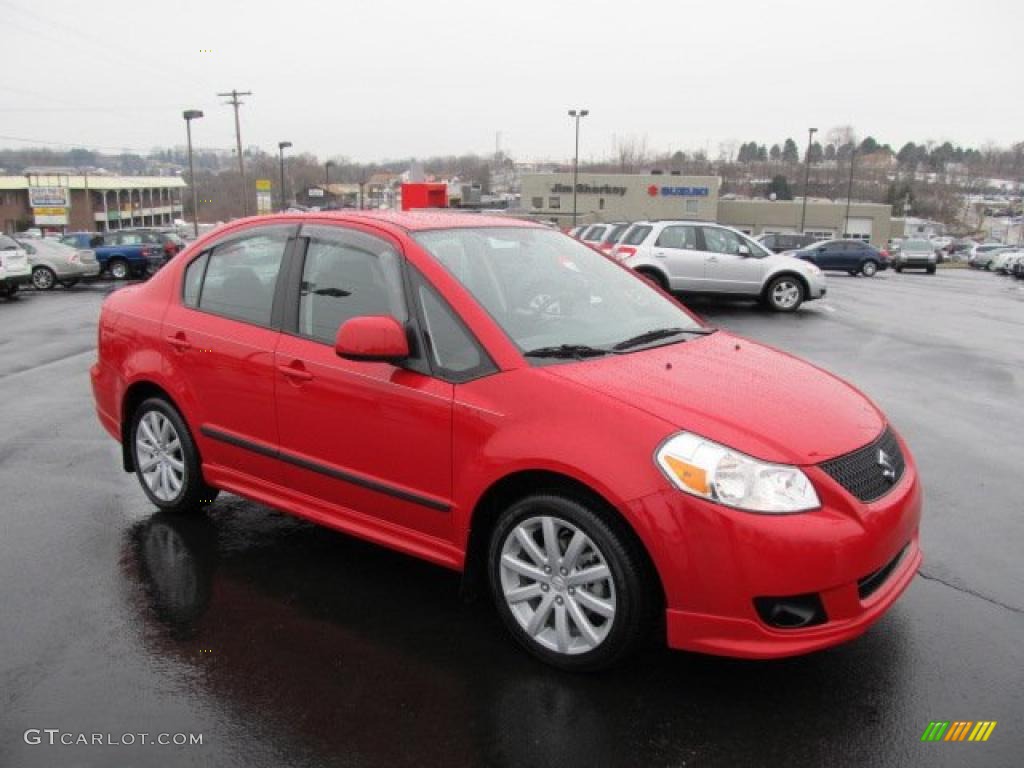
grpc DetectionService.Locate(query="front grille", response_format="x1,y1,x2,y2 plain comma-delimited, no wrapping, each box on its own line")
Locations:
858,544,908,600
819,427,905,502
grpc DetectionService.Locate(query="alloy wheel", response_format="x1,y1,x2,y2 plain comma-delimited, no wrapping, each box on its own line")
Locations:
32,267,56,290
135,410,186,502
862,261,877,277
111,261,128,279
499,515,617,655
771,279,801,309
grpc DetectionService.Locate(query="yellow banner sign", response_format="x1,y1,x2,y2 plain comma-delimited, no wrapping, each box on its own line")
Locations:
255,179,272,191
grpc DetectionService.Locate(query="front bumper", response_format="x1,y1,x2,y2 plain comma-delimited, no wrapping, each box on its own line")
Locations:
626,438,922,658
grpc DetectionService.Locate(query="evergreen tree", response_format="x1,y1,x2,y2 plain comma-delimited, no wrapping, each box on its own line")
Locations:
782,138,799,162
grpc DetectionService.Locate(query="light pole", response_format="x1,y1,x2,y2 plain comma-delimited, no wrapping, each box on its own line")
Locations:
278,141,292,211
799,127,817,232
568,108,589,226
844,147,857,237
325,160,334,186
182,110,203,238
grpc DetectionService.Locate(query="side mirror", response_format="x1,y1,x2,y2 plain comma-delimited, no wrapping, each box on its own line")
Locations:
335,316,409,363
737,244,751,256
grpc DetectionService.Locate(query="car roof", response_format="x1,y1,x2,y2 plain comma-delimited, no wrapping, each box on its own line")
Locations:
308,210,543,232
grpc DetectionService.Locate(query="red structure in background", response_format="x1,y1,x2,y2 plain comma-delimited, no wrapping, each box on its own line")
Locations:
400,183,448,211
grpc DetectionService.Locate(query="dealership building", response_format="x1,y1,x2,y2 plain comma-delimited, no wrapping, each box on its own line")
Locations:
0,174,186,234
521,172,894,247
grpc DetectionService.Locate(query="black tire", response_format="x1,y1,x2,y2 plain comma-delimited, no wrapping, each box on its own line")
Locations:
488,494,655,671
861,260,878,277
636,268,670,293
1,283,19,298
764,274,804,312
109,258,129,280
32,266,57,290
60,279,80,289
895,266,903,273
129,397,218,514
926,266,936,274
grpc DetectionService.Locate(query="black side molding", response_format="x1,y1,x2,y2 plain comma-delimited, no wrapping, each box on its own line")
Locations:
200,426,450,513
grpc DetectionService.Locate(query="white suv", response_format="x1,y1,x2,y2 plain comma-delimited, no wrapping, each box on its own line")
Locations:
0,234,32,298
611,221,827,311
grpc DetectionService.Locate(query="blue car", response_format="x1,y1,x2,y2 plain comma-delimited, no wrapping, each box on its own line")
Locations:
793,239,889,277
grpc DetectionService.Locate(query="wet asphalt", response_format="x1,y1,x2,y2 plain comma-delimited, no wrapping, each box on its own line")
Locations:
1,268,1021,768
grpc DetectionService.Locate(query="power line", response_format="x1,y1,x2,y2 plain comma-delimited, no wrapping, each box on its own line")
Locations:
218,90,253,216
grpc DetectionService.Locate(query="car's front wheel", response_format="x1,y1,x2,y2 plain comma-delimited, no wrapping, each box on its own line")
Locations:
488,494,654,670
861,260,878,277
764,275,804,312
130,397,218,513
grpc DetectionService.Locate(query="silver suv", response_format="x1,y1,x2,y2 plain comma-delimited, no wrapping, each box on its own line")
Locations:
611,221,827,311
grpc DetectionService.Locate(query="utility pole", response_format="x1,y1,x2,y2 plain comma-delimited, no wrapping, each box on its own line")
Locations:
799,127,817,232
217,89,252,216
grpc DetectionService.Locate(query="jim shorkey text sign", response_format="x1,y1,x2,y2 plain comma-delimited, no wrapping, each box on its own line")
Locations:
551,183,628,197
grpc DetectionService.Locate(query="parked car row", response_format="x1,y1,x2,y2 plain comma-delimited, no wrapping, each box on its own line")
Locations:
967,242,1022,270
0,227,185,298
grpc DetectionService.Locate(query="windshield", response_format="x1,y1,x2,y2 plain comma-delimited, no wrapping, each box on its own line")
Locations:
414,227,703,359
903,240,932,252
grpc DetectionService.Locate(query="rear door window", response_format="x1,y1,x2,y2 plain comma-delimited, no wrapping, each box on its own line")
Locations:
198,228,290,326
655,225,699,250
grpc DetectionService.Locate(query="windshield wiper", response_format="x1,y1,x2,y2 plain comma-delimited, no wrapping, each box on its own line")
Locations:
524,344,611,359
612,326,716,351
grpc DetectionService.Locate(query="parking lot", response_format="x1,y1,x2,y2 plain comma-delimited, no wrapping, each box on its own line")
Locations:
1,268,1021,767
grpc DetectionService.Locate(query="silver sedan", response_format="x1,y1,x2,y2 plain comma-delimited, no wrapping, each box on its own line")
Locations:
17,238,101,290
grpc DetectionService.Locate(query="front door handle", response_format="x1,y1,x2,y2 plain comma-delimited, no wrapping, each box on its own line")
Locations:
278,363,314,382
166,333,191,351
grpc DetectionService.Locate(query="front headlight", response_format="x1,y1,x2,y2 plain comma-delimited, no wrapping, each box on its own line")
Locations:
655,433,820,513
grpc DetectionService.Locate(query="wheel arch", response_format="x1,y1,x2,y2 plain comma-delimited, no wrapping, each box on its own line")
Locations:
762,270,810,299
634,265,670,291
460,469,665,613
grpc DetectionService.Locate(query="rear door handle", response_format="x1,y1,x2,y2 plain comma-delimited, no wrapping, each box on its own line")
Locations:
653,249,667,258
166,333,191,351
278,363,314,382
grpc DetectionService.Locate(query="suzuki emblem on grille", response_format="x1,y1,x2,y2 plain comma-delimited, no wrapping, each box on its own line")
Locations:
878,449,896,482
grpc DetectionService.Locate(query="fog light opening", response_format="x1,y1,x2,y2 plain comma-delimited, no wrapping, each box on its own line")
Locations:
754,594,827,629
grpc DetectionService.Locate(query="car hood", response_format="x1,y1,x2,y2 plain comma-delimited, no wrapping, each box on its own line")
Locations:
544,331,884,465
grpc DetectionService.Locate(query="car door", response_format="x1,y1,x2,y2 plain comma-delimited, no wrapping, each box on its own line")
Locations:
651,224,704,290
700,226,764,294
273,223,455,541
812,242,841,269
161,223,297,486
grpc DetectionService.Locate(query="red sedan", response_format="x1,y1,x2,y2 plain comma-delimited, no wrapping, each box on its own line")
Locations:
91,211,921,670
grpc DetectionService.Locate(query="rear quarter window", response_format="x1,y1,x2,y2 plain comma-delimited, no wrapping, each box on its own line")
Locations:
622,225,652,246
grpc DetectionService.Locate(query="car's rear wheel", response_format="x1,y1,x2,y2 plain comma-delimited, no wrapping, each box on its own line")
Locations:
130,397,218,514
32,266,57,290
926,266,936,274
109,259,129,280
1,283,19,298
861,260,878,277
895,266,903,273
765,275,804,312
488,494,653,670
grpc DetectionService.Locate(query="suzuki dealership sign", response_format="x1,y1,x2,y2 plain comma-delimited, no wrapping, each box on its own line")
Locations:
647,185,710,197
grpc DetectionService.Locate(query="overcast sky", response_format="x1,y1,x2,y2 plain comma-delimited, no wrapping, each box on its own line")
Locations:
1,0,1021,163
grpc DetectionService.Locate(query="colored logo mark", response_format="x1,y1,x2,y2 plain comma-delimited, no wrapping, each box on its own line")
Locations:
921,721,997,742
